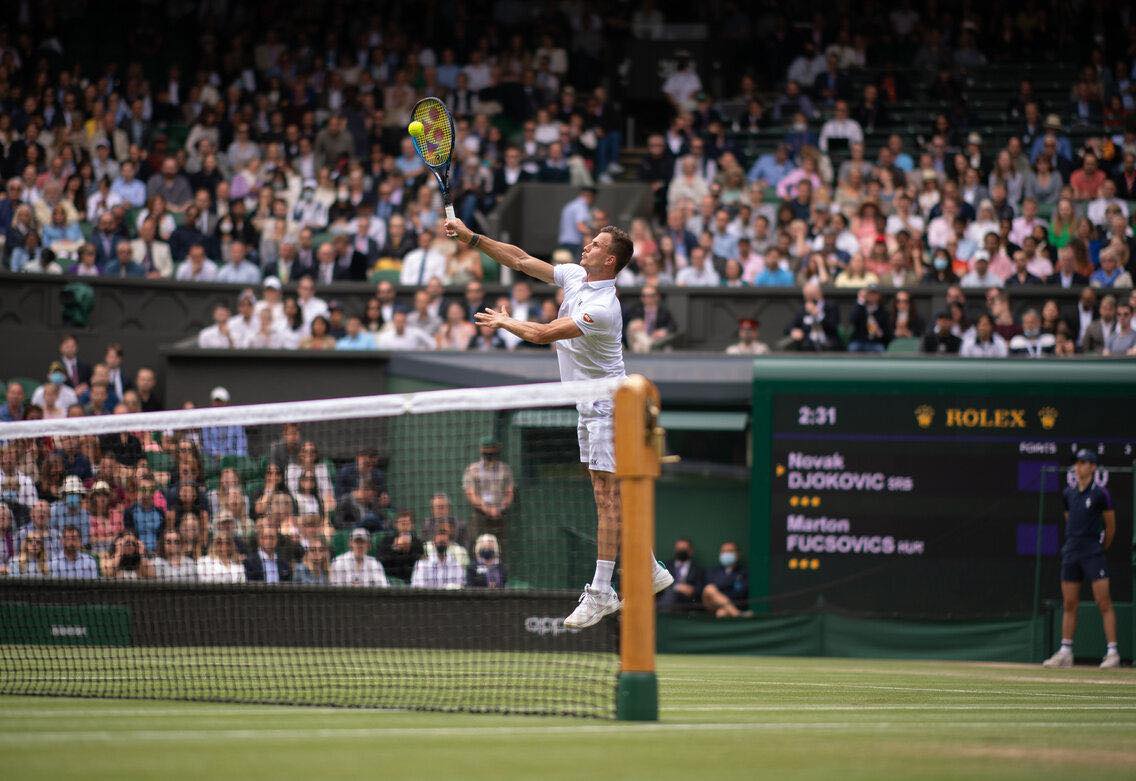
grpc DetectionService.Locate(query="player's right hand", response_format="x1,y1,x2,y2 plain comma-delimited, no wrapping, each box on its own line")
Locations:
442,218,472,244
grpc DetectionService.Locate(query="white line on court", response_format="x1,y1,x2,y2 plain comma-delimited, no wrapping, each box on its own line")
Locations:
662,665,1136,686
662,677,1136,700
668,704,1136,712
3,721,1135,744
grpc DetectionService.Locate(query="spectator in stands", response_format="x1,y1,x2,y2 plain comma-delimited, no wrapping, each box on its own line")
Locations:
890,291,925,340
1009,309,1057,357
462,437,514,548
1070,152,1107,199
1,444,38,517
1082,295,1118,354
215,240,261,285
922,311,963,354
378,510,426,583
8,531,50,578
960,252,1004,288
847,286,892,352
244,517,292,583
752,248,795,287
747,143,793,188
331,528,389,587
412,519,465,589
701,541,750,618
200,387,247,458
123,477,163,553
154,529,196,582
293,535,331,585
175,243,218,282
399,228,447,287
104,240,145,278
1091,244,1133,289
376,309,434,350
467,533,507,588
130,217,173,279
780,282,840,351
49,525,98,579
675,246,720,286
336,314,377,350
435,301,477,350
1046,246,1090,288
656,538,704,612
1103,302,1136,357
0,382,27,422
101,530,154,579
51,476,90,547
818,100,863,154
725,318,770,355
960,313,1009,357
0,504,15,573
197,303,236,349
196,532,245,583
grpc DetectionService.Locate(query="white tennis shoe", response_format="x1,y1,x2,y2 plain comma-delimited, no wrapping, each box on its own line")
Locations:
1042,647,1073,668
564,585,622,629
653,562,674,593
1100,650,1121,669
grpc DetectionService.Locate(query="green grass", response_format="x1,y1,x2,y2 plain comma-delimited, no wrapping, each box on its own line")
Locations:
4,655,1136,781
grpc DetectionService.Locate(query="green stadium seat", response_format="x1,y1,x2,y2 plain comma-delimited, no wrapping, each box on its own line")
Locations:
887,337,921,353
367,269,401,285
146,452,174,473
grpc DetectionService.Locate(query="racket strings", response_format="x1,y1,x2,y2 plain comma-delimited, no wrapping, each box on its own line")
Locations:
412,99,453,167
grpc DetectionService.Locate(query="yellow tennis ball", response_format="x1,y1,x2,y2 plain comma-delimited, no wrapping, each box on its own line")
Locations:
408,121,424,139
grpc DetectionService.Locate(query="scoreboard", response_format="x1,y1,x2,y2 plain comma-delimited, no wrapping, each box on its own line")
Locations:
751,359,1136,618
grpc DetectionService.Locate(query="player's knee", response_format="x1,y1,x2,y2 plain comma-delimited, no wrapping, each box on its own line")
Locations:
1095,592,1113,611
1062,595,1079,612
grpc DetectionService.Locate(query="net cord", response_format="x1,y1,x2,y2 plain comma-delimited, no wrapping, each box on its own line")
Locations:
0,378,621,442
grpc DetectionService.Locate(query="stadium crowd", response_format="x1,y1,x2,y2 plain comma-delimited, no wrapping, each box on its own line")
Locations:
0,383,512,587
0,3,1134,356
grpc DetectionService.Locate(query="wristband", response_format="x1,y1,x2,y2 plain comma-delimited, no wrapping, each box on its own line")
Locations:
469,233,481,248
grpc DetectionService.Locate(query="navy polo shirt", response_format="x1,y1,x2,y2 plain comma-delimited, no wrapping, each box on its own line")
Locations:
1061,481,1113,555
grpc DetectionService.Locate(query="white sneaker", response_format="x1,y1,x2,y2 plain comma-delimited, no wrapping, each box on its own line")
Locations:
1042,648,1074,668
652,562,674,594
564,584,621,629
1100,650,1121,669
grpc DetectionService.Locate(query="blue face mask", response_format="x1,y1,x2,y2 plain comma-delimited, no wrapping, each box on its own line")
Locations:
65,493,82,508
933,257,948,271
719,552,737,568
49,371,67,385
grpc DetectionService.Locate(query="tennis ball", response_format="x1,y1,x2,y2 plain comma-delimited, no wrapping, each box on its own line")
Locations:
408,121,424,138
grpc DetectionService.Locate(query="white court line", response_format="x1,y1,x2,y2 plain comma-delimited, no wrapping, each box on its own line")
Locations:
0,706,404,719
662,677,1136,700
668,704,1136,712
2,721,1135,744
662,664,1136,686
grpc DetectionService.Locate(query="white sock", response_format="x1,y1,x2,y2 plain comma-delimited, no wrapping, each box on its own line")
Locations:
591,559,615,591
1060,639,1073,652
1107,642,1118,653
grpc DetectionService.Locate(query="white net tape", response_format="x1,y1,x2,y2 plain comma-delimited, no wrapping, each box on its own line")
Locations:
0,378,623,441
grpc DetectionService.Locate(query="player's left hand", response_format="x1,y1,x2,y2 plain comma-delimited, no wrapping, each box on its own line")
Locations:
474,304,510,329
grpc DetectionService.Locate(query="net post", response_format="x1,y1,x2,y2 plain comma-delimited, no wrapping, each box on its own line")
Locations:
614,374,660,721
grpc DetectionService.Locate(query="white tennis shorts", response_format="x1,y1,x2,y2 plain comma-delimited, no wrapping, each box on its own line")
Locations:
577,401,614,473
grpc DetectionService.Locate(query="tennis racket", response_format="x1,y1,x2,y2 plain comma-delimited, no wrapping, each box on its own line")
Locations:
408,97,457,219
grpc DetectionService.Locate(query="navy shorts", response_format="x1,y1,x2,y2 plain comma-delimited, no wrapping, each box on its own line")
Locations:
1060,551,1109,583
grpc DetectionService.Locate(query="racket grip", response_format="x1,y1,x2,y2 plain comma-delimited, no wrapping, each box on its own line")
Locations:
444,204,456,219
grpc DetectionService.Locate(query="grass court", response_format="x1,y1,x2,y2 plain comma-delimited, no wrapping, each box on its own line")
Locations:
4,654,1135,780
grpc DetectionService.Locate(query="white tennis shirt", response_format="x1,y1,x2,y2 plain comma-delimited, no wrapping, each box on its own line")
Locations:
553,263,626,385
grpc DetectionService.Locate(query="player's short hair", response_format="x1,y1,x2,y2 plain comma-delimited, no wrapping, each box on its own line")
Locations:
600,225,633,274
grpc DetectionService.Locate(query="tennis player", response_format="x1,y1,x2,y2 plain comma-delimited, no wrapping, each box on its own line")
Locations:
442,216,673,628
1042,449,1120,669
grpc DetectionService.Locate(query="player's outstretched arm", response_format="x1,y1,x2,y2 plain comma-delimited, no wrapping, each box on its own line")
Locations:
443,218,555,284
474,305,582,345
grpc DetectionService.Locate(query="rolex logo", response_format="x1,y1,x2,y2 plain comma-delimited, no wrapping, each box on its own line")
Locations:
1038,407,1058,430
915,405,935,429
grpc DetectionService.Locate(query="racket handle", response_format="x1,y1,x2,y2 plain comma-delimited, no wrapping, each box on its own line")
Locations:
444,204,456,220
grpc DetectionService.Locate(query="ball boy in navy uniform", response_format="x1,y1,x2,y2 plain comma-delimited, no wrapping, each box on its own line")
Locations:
1043,449,1120,669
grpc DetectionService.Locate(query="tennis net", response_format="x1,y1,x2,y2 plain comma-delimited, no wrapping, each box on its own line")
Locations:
0,379,622,717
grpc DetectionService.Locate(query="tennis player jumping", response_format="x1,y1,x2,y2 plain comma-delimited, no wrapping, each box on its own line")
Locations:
442,216,673,628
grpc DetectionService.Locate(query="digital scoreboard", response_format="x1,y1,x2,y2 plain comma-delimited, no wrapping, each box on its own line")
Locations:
752,359,1136,618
